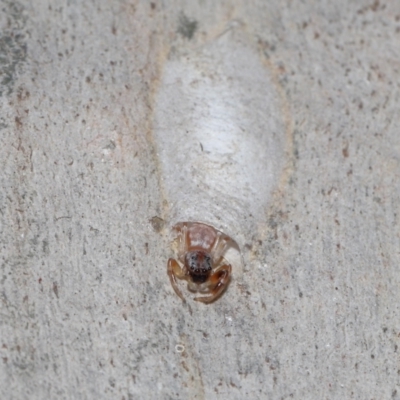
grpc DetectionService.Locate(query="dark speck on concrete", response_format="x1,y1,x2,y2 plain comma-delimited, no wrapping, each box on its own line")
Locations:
150,216,165,232
177,13,198,40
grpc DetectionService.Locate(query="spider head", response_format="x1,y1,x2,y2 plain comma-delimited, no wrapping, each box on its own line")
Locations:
185,251,212,283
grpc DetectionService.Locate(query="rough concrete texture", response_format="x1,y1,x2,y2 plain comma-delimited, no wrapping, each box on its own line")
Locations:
1,1,400,399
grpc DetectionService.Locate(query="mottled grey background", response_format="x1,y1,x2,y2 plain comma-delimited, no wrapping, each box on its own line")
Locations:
1,1,400,399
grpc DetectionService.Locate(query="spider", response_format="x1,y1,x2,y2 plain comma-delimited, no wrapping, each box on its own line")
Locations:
167,222,233,304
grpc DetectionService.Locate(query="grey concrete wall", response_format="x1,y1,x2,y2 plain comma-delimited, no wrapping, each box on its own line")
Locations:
1,1,400,399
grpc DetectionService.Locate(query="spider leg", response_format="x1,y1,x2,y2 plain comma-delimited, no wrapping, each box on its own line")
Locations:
194,263,232,304
175,224,188,262
167,258,187,302
210,232,232,263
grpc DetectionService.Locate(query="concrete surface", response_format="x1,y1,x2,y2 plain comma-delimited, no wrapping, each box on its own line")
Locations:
1,1,400,399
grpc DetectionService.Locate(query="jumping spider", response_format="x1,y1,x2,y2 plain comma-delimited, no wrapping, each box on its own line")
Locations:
168,222,233,303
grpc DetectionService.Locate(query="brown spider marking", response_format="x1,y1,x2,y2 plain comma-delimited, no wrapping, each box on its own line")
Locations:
167,222,234,304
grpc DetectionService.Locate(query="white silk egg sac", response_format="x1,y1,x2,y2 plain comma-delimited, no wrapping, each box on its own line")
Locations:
153,26,288,301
